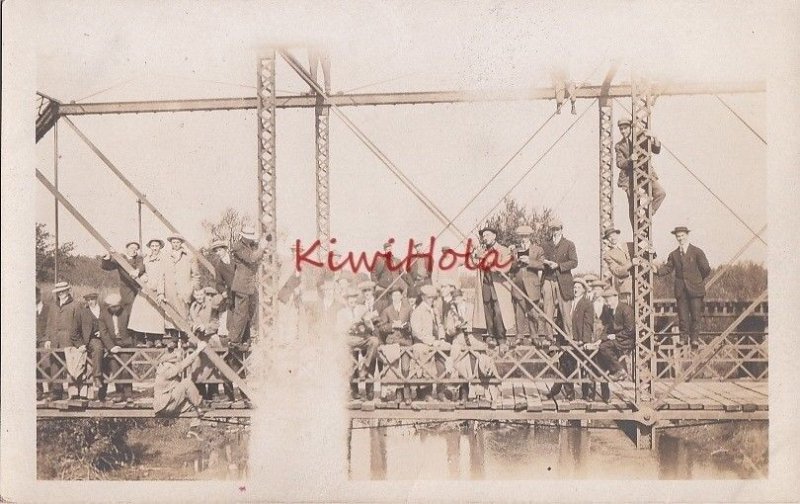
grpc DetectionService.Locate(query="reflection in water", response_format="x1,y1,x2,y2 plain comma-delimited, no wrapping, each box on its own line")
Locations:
349,420,767,480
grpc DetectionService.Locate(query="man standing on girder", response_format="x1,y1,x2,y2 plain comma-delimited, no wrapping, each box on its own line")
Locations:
615,118,667,229
229,226,268,348
655,226,711,349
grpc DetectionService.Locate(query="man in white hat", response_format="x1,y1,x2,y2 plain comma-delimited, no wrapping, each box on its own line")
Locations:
410,284,450,402
163,234,200,343
615,117,666,229
510,224,546,345
127,238,167,347
44,282,86,399
229,226,268,347
541,219,579,343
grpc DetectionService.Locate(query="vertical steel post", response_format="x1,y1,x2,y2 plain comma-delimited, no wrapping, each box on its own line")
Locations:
315,95,331,259
53,119,59,282
631,81,657,444
598,101,614,279
137,198,143,248
257,51,278,338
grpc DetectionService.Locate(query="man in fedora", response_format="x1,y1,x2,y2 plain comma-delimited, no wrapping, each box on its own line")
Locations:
602,228,634,304
101,241,144,321
615,118,666,229
656,226,711,349
541,219,579,342
510,225,546,346
230,226,268,348
472,226,515,351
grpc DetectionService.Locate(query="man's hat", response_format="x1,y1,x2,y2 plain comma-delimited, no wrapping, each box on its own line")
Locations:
166,233,185,243
441,245,453,252
549,218,564,229
419,284,438,298
573,278,588,291
670,226,691,235
602,288,619,298
52,281,71,294
344,287,361,298
478,226,498,237
358,280,376,291
204,286,219,296
583,273,599,283
383,241,393,250
413,239,426,248
240,226,258,240
210,239,228,251
125,241,140,249
83,292,99,301
590,279,607,289
603,228,621,240
147,238,164,248
387,283,405,295
617,118,632,127
438,277,457,288
515,225,534,236
104,292,122,306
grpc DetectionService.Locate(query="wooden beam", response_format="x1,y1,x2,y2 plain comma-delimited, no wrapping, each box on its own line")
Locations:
61,117,217,277
54,81,766,116
35,169,251,398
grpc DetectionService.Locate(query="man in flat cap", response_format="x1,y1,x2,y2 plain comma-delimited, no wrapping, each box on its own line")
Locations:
590,288,636,386
602,228,635,304
655,226,711,349
209,240,235,342
79,292,106,393
372,240,404,294
472,226,515,351
510,224,546,346
615,117,666,230
229,226,268,348
378,283,414,404
406,239,433,303
96,293,133,402
541,219,579,343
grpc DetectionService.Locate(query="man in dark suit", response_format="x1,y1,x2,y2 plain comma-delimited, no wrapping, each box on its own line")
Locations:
229,226,268,347
547,278,593,400
541,219,579,341
656,226,711,349
510,225,545,345
36,287,49,400
615,118,666,229
593,289,635,385
97,293,134,402
101,241,144,317
371,241,404,293
210,240,235,341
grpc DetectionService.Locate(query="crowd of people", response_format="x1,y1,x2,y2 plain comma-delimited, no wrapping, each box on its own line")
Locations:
35,114,711,408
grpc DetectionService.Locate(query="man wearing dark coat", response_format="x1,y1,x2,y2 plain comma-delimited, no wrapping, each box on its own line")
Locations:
655,226,711,349
229,226,268,346
594,289,635,385
615,118,667,228
541,219,578,341
97,293,134,402
547,279,593,400
101,241,144,317
36,287,49,399
45,282,84,400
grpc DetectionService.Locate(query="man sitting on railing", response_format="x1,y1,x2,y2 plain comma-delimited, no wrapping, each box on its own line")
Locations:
153,341,207,427
96,293,132,403
410,284,451,402
446,288,499,403
188,286,225,401
337,287,381,401
377,284,413,404
589,289,635,387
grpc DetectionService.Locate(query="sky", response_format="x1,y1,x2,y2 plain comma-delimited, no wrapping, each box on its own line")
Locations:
34,1,769,271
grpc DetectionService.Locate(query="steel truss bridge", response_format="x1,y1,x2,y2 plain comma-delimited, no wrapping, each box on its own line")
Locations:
35,49,767,448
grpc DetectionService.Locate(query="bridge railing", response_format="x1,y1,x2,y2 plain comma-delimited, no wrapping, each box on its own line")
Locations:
36,348,252,386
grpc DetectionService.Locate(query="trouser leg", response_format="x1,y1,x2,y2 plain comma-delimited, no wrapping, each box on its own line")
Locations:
229,293,251,344
676,294,691,344
598,340,624,374
559,296,573,337
542,281,557,338
688,296,704,344
88,339,104,380
560,351,576,396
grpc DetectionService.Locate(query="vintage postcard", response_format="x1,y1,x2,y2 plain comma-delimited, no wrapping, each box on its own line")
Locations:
2,1,799,502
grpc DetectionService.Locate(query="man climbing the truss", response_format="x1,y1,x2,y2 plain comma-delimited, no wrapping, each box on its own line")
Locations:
615,118,667,229
153,340,207,426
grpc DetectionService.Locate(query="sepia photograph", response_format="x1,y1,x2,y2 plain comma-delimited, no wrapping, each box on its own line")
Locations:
4,0,800,501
